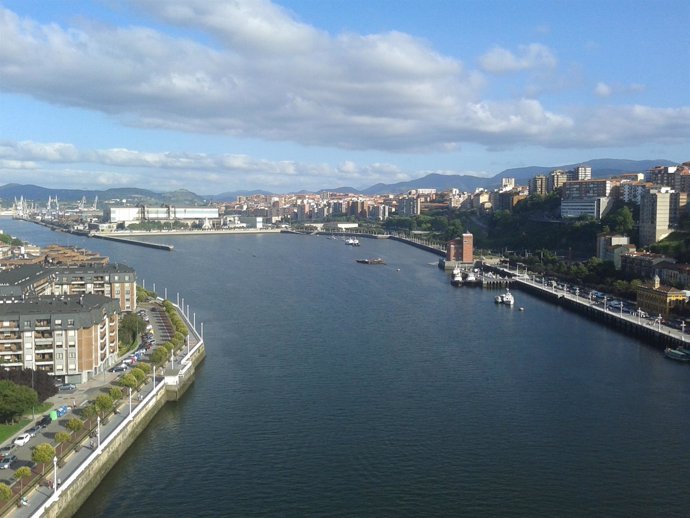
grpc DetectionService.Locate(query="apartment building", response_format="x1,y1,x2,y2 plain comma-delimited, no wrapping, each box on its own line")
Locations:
0,294,120,383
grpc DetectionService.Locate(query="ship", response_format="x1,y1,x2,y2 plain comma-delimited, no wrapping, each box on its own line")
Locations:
450,265,463,286
356,258,385,265
495,289,515,306
345,237,360,246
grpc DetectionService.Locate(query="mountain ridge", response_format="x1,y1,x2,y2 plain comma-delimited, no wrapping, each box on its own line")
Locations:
0,158,679,203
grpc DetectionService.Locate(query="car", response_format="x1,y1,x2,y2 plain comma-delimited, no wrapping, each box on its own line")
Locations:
38,415,53,428
0,455,16,469
109,365,128,373
0,444,15,458
58,383,76,392
13,434,31,447
26,426,41,438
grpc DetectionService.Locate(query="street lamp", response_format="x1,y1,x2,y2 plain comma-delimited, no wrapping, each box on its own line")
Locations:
53,456,57,494
604,296,607,311
657,315,662,332
97,416,101,449
682,321,686,343
129,387,132,419
575,288,579,302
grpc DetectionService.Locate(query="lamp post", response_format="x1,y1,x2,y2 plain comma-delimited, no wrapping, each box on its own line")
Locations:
604,296,607,311
619,303,623,317
53,456,57,494
682,321,686,343
96,416,101,449
129,387,132,419
657,315,662,332
575,288,579,302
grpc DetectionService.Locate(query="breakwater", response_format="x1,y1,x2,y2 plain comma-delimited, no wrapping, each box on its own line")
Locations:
91,234,173,251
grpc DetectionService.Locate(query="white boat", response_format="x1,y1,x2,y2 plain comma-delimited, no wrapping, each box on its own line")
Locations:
462,270,480,286
495,289,515,306
450,265,463,286
345,237,360,246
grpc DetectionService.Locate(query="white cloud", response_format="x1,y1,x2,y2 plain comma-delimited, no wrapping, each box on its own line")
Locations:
0,2,686,160
595,82,612,98
478,43,557,73
595,81,646,98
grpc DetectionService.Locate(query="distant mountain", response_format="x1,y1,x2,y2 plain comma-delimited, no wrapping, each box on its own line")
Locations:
361,158,678,194
0,159,680,203
0,184,207,206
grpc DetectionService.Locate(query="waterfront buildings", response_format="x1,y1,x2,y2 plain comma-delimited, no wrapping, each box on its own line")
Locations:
636,275,686,319
446,233,474,265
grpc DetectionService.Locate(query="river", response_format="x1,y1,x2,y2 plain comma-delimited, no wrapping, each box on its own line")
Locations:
2,219,689,517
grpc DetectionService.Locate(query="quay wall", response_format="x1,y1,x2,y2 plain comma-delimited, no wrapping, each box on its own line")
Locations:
388,236,445,257
42,385,168,518
512,280,683,349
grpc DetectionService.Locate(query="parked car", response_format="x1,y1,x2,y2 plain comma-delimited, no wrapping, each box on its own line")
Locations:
38,415,53,428
56,405,70,418
109,365,128,373
26,426,41,438
58,383,76,392
13,434,31,446
0,455,16,469
0,445,15,458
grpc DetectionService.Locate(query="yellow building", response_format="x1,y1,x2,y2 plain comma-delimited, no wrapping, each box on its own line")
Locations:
636,275,686,318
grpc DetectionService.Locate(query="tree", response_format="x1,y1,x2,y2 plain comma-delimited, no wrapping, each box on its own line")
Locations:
130,368,145,384
31,443,56,475
0,380,38,423
119,373,138,390
14,466,31,496
95,395,113,416
67,418,83,434
109,387,123,401
55,431,71,447
0,368,57,402
135,362,151,375
81,404,97,420
150,346,170,366
0,483,11,502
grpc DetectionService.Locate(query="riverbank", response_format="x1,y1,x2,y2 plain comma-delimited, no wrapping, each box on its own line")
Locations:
7,300,205,518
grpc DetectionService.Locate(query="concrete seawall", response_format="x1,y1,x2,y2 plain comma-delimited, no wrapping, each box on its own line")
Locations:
29,302,206,518
91,233,174,251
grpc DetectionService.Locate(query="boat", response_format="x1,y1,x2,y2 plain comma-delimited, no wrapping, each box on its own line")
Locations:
450,265,463,286
462,270,480,286
495,289,515,306
356,258,385,265
664,347,690,362
345,237,360,246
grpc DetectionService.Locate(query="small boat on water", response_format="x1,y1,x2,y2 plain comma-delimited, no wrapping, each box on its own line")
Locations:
495,289,515,306
664,347,690,362
356,258,385,265
462,270,481,287
450,265,463,286
345,237,360,246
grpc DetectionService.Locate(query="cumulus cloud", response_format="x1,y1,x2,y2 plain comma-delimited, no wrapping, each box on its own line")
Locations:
0,1,686,159
478,43,557,73
0,140,410,192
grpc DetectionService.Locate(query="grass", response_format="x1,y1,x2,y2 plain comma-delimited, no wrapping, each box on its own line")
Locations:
0,402,56,444
0,418,31,444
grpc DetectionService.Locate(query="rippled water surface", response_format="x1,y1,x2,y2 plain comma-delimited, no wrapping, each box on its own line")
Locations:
2,219,690,517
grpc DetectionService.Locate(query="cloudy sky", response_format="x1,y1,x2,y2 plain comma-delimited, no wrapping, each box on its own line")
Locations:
1,0,688,194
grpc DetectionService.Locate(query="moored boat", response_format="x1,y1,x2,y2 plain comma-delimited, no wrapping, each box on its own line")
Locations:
495,289,515,306
664,347,690,362
345,237,360,246
450,265,463,286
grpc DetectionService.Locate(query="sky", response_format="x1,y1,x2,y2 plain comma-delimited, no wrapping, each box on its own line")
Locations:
0,0,688,195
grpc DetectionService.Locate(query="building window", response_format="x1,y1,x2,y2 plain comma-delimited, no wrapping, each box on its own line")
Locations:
68,351,76,358
55,320,62,325
56,353,63,360
67,319,74,326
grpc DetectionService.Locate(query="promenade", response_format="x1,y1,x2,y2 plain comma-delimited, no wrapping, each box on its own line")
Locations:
1,299,204,518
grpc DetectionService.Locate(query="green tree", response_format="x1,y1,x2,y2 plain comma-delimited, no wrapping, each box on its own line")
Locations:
109,387,123,401
31,443,56,475
0,482,11,502
135,362,151,375
130,368,145,384
119,373,138,390
0,380,38,423
14,466,31,496
95,395,113,416
66,418,83,434
118,313,146,350
55,431,71,447
150,346,170,366
81,404,97,420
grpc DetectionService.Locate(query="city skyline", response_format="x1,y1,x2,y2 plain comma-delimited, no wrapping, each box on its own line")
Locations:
1,0,688,194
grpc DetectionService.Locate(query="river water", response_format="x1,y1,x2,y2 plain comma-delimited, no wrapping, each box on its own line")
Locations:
2,219,689,517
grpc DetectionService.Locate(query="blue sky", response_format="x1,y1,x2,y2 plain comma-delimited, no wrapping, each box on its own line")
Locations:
0,0,688,194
